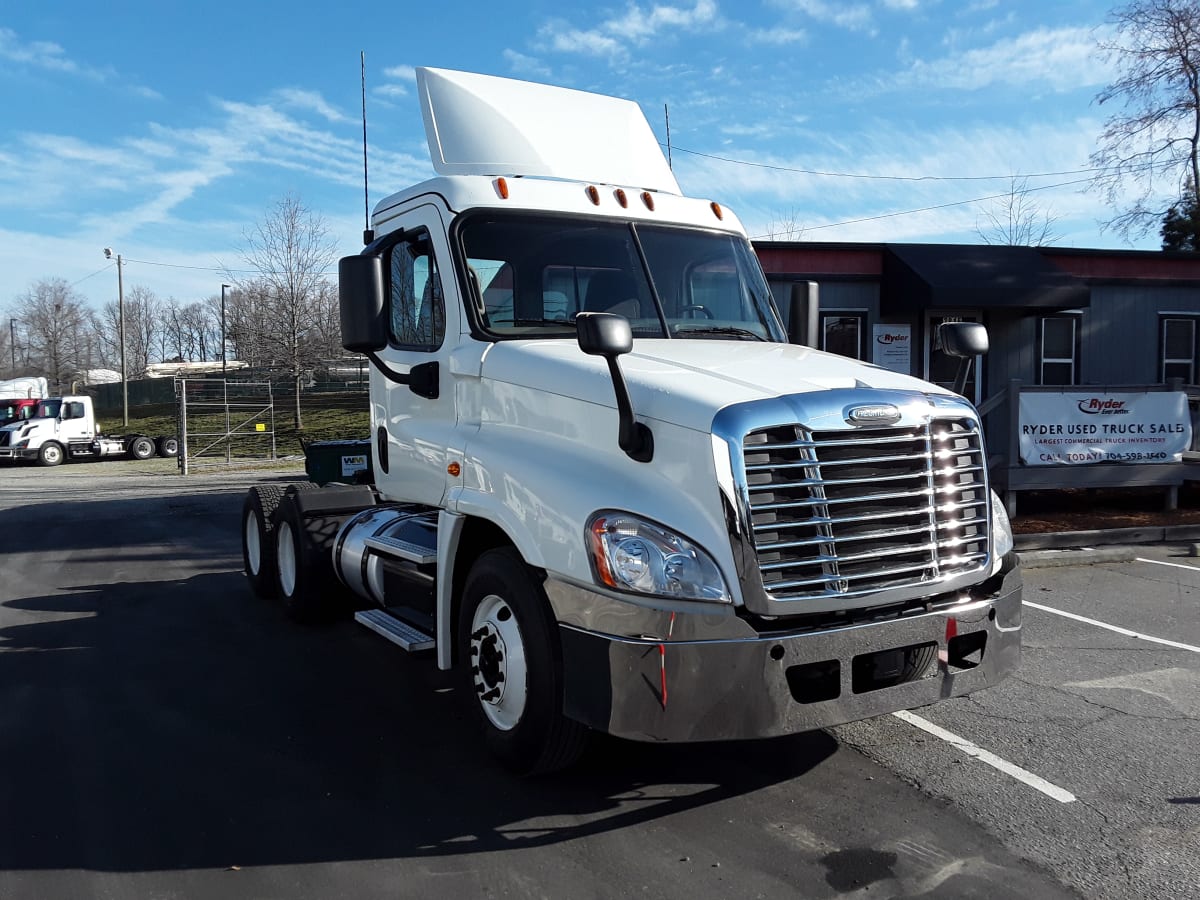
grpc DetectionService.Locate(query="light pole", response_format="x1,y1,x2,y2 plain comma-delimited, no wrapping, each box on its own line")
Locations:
103,248,129,427
221,283,230,377
8,318,15,373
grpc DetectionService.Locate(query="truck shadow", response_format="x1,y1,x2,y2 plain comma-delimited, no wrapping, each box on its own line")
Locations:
0,570,837,873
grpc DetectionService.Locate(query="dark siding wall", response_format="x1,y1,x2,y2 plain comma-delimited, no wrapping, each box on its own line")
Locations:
1084,285,1200,384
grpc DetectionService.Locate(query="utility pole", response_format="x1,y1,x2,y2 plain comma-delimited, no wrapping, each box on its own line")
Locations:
221,283,230,377
104,248,129,427
8,318,15,373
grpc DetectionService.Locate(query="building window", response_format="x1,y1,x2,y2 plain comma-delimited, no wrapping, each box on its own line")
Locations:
821,312,866,360
1038,315,1080,385
1160,316,1197,383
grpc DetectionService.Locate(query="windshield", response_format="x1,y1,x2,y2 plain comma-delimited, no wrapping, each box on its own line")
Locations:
458,214,786,341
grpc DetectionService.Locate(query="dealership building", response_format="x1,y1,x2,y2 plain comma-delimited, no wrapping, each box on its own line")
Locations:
754,242,1200,512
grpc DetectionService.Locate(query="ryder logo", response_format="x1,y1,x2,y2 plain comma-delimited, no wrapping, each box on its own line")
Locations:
1077,397,1129,415
875,332,909,345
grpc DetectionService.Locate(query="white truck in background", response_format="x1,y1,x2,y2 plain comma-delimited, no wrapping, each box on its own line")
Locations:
0,395,179,466
240,68,1021,774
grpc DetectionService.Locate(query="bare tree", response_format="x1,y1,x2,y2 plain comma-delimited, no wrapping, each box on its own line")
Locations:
1090,0,1200,241
101,285,162,375
975,177,1062,245
11,278,89,391
761,207,807,241
232,194,338,429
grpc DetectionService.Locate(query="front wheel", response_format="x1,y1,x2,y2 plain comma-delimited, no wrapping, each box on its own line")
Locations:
458,548,588,775
37,442,64,467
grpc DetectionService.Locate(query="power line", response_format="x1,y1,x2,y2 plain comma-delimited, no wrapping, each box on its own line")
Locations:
671,143,1125,183
754,175,1096,238
71,263,117,288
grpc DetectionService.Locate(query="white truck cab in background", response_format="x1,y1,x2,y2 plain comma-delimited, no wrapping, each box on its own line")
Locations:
0,395,177,466
240,68,1021,773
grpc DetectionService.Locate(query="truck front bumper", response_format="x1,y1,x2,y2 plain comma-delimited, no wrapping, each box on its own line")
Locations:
0,448,33,461
551,560,1021,743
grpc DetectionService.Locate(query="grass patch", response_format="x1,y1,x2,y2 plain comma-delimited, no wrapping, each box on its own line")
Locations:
97,393,371,459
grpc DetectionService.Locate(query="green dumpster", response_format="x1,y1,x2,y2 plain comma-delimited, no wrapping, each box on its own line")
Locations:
304,438,374,486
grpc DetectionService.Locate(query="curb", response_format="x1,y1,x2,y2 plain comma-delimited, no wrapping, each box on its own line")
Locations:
1014,524,1200,568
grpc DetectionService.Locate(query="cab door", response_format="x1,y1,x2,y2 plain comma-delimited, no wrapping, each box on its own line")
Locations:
372,203,461,506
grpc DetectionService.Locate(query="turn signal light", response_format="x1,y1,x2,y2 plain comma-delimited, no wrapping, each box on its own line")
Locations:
447,462,461,477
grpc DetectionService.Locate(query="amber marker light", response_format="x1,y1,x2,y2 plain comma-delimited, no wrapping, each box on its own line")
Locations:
614,188,628,207
711,201,724,220
641,191,655,211
495,177,509,199
586,185,601,205
447,462,461,477
588,517,618,588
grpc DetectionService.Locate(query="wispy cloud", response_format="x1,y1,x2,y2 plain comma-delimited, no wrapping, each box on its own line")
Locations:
893,26,1110,93
275,89,352,123
537,0,723,61
748,27,808,46
503,50,553,79
769,0,873,32
373,64,416,100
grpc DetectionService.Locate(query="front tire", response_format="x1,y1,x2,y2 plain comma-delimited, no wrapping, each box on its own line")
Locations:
37,442,64,467
458,548,588,775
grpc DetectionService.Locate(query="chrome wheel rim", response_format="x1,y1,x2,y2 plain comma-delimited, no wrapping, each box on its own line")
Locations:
469,594,528,731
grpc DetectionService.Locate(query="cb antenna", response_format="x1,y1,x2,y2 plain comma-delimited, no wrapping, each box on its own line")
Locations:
361,51,374,245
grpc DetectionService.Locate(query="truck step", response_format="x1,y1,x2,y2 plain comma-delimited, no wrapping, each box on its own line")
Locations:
354,609,435,651
363,534,437,564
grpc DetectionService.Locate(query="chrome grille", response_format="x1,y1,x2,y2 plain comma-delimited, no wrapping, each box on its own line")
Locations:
743,418,989,601
0,431,9,448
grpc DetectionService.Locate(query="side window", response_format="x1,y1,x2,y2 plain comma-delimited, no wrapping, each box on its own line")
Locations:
821,312,866,360
1160,315,1197,383
389,232,445,351
1039,315,1081,385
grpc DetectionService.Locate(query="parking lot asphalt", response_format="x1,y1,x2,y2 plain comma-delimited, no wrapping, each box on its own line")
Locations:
2,464,1196,899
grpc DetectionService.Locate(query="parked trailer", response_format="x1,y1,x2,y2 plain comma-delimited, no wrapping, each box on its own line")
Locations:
0,396,178,466
241,68,1021,774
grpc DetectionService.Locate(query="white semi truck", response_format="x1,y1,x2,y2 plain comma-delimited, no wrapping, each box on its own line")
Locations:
0,395,179,465
240,68,1021,773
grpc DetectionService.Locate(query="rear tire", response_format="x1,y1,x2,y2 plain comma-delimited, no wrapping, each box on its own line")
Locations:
273,488,340,623
458,547,589,775
155,436,179,458
127,435,156,460
242,485,285,598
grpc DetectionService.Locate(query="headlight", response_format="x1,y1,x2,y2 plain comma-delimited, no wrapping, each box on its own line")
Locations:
12,438,29,449
990,489,1013,576
587,511,731,603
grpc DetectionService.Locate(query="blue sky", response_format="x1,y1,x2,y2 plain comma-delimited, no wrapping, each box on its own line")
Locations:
1,0,1143,311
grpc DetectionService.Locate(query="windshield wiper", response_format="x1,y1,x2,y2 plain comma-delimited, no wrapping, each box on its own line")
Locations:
673,326,766,341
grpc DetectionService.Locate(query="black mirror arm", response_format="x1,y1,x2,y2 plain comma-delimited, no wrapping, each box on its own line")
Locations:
604,356,654,463
952,358,973,399
366,352,439,400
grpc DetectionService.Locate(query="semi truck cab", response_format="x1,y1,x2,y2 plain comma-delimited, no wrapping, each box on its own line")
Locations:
241,68,1021,773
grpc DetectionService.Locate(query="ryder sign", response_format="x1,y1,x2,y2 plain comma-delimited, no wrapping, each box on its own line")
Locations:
1019,391,1191,466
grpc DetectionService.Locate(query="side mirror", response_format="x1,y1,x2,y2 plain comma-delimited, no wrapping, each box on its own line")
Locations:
576,310,633,357
576,312,652,463
339,254,387,353
938,321,989,400
939,321,989,358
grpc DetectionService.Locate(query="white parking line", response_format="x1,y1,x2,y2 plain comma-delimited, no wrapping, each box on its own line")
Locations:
1136,557,1200,573
1024,600,1200,654
893,711,1077,804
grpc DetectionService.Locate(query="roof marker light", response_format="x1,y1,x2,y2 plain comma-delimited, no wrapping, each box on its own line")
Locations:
495,177,509,199
586,185,601,205
711,201,724,220
641,191,655,211
614,188,628,208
